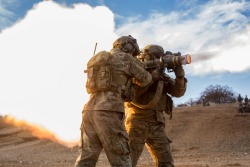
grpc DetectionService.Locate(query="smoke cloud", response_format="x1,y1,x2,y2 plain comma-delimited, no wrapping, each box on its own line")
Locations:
0,1,117,143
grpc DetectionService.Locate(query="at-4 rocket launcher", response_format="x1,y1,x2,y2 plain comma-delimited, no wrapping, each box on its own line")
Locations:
141,52,191,72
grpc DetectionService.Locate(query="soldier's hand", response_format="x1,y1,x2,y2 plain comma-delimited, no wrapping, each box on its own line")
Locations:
174,65,185,78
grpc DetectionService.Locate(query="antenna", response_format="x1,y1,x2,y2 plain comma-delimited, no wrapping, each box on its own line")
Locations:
93,43,98,56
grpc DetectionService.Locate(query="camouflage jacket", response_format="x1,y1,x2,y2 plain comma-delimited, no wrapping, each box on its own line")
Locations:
83,48,152,112
125,74,187,122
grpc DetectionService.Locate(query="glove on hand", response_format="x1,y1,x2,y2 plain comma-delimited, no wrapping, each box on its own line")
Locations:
174,65,185,78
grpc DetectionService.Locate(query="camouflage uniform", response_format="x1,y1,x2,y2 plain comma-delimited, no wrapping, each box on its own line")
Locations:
125,45,187,167
74,36,152,167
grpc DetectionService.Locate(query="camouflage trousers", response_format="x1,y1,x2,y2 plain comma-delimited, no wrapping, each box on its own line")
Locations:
125,116,174,167
74,110,132,167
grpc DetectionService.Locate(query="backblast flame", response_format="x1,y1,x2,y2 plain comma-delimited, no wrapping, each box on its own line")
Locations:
3,115,77,148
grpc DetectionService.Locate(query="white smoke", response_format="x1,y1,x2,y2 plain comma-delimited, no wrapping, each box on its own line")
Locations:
0,1,117,143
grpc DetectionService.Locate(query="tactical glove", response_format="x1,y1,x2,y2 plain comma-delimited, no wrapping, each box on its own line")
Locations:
174,65,185,78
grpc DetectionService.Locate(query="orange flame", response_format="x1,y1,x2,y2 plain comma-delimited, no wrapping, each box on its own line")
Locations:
3,115,78,148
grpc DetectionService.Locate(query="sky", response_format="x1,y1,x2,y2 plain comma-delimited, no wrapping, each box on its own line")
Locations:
0,0,250,144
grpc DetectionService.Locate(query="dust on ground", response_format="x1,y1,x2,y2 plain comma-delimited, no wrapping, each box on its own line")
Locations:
0,104,249,167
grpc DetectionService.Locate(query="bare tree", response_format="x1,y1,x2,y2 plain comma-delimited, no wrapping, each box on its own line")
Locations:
186,98,194,107
200,85,236,104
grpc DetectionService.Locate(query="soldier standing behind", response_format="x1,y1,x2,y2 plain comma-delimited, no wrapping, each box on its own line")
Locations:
74,35,153,167
125,45,187,167
237,94,243,106
244,95,249,107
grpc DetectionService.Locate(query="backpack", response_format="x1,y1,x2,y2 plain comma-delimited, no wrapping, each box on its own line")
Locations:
84,51,113,94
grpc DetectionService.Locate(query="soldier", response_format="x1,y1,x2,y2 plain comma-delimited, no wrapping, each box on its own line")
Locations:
244,95,248,107
74,35,154,167
125,45,187,167
237,94,243,106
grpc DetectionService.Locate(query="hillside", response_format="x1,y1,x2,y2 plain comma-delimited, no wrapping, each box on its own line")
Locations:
0,104,249,167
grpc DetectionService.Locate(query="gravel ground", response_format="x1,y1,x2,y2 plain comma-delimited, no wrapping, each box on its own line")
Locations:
0,104,249,167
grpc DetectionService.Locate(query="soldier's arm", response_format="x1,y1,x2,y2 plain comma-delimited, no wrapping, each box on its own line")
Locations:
163,66,187,97
132,65,152,87
125,55,152,87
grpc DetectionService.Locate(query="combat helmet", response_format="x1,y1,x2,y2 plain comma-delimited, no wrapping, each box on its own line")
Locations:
113,35,140,57
138,45,164,62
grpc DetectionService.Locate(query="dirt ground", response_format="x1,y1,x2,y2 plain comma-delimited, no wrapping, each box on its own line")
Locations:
0,104,249,167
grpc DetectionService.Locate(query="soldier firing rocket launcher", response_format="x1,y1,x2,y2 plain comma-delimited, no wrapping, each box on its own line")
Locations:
139,51,191,72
